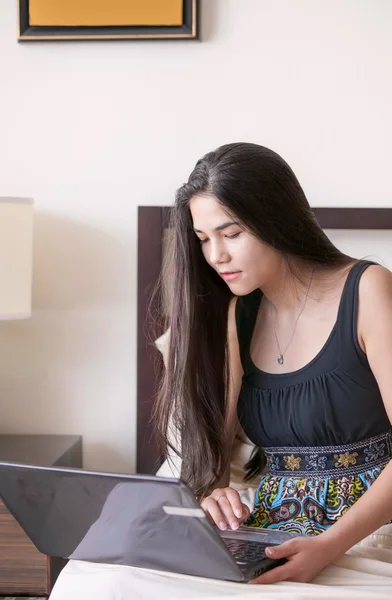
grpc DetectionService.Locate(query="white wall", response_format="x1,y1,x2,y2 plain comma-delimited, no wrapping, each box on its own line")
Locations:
0,0,391,472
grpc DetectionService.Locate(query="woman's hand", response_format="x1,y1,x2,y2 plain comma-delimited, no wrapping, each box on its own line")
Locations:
200,487,250,530
250,534,340,584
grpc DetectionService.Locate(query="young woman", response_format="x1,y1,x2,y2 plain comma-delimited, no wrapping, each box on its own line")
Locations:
154,142,392,584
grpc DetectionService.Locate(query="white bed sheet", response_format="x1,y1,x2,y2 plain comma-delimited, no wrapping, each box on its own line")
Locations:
50,525,392,600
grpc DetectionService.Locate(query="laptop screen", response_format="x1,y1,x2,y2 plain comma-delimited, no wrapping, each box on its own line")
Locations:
0,462,240,580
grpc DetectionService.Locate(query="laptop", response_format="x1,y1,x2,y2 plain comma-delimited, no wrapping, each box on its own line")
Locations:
0,462,297,582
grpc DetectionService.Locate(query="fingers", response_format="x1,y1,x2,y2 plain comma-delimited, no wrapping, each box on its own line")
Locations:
265,539,298,560
217,494,241,530
239,503,251,522
223,487,249,521
249,541,299,584
249,562,291,585
201,488,250,530
201,495,228,530
250,537,325,584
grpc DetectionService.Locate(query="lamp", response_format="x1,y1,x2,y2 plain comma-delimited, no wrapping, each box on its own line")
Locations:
0,198,34,319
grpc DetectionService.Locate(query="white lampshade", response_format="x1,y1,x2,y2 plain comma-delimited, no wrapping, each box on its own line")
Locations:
0,198,34,319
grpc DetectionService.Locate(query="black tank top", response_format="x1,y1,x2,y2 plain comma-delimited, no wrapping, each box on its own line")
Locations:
236,260,391,449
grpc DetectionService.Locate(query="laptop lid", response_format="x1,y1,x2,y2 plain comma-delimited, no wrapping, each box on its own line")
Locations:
0,462,246,581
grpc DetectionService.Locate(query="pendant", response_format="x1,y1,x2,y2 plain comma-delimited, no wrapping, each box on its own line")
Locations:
277,354,284,365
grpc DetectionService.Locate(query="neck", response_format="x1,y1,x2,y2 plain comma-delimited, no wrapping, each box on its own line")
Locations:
260,261,314,314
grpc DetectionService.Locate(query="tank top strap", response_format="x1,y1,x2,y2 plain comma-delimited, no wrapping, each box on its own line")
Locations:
235,289,263,370
336,259,376,367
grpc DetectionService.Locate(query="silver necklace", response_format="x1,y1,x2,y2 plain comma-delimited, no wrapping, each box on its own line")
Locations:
273,270,314,365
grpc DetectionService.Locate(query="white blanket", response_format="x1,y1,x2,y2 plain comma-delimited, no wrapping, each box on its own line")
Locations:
50,525,392,600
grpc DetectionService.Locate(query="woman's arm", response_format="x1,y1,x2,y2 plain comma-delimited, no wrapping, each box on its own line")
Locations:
253,265,392,584
316,265,392,551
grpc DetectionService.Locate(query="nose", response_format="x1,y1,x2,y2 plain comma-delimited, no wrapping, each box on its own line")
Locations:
208,239,230,266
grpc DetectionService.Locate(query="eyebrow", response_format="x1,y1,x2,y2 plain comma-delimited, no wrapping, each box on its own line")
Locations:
193,221,239,234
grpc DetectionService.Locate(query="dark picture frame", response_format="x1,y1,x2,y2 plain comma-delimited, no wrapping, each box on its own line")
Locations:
18,0,199,42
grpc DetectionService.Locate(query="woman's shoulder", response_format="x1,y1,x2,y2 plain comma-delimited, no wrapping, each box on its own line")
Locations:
358,264,392,345
358,264,392,315
359,263,392,293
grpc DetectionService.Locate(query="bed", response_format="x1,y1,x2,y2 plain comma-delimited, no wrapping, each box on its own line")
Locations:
50,206,392,599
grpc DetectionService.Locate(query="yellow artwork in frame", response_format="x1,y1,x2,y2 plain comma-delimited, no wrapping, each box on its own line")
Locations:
19,0,198,41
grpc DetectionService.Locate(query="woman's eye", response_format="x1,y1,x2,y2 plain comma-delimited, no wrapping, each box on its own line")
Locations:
226,232,241,239
199,238,208,245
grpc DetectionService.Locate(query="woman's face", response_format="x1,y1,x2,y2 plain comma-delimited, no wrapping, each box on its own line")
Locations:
189,194,282,296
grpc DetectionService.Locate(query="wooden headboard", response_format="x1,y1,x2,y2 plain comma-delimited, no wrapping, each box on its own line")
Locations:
137,206,392,474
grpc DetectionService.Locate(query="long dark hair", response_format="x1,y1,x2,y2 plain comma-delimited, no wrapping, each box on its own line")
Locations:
153,142,352,498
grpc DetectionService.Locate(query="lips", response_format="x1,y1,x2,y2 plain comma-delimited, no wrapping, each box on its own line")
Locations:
220,271,242,282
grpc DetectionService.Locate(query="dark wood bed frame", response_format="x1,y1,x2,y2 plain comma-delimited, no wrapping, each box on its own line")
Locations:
137,206,392,474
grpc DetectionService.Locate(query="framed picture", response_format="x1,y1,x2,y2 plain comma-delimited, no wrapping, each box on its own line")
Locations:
18,0,199,41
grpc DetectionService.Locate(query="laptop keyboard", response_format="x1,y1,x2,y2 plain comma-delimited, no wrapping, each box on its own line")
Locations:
222,538,268,565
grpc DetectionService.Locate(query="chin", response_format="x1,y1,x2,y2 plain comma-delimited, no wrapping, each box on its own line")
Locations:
227,281,257,297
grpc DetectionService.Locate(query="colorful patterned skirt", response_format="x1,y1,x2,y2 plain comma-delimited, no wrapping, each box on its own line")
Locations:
246,431,392,536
